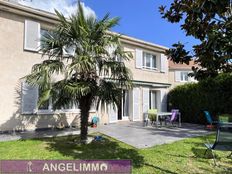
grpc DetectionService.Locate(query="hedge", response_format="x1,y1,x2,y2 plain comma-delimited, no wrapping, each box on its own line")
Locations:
168,73,232,124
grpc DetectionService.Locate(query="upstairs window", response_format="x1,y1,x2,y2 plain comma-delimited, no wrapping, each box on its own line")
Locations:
180,71,189,82
40,29,49,40
39,28,49,50
175,71,197,82
142,52,157,70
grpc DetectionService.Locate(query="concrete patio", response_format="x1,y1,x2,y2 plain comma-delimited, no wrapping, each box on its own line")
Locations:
94,121,212,148
0,121,212,149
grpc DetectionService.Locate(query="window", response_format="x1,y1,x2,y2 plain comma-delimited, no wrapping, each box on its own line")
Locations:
38,100,49,110
21,82,80,114
149,91,157,109
39,28,49,49
40,29,48,39
143,52,157,69
180,72,189,82
38,88,52,112
24,20,40,51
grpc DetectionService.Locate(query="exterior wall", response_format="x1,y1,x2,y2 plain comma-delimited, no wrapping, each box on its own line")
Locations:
134,86,168,121
0,4,169,131
123,45,169,84
168,69,196,89
0,11,85,131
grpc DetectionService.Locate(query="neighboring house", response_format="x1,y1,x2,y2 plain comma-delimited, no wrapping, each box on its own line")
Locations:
168,60,197,88
0,0,170,132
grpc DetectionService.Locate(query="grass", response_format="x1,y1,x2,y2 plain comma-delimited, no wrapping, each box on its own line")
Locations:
0,134,231,174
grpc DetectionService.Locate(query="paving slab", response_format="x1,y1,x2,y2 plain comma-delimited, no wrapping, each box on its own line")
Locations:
0,122,212,149
95,122,212,149
0,129,81,142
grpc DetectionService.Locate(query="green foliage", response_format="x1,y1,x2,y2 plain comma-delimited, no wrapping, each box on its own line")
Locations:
159,0,232,80
25,1,133,142
219,114,232,123
0,134,231,173
168,73,232,124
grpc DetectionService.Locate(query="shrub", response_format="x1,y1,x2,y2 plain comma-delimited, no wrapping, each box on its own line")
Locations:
168,73,232,124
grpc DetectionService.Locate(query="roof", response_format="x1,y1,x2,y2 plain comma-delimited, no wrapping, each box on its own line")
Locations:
0,0,168,53
169,60,197,70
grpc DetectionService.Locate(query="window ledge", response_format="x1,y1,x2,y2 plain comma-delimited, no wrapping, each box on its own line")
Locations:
36,109,96,115
140,67,160,72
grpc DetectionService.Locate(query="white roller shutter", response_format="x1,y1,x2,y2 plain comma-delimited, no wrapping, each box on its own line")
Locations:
160,53,168,73
21,82,38,114
142,88,149,114
135,49,143,68
133,88,140,121
24,20,40,51
175,71,181,82
160,89,167,112
108,104,118,123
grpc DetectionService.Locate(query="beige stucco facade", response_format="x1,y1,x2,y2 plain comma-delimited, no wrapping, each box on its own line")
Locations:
168,60,198,89
0,1,170,131
168,70,186,89
123,45,169,84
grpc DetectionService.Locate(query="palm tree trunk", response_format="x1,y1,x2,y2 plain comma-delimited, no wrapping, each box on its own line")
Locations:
79,94,92,144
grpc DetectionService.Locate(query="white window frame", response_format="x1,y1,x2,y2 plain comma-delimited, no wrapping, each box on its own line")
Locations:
180,71,189,82
142,52,157,70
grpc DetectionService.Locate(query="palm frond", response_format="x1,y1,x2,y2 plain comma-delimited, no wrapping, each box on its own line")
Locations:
26,1,133,114
96,79,122,107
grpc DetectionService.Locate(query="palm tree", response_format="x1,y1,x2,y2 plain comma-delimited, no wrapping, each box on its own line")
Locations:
26,1,132,143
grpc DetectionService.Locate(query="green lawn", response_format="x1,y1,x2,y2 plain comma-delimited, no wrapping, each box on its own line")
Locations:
0,134,231,174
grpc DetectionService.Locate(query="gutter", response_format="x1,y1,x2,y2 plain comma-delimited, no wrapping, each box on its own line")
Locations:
133,80,171,88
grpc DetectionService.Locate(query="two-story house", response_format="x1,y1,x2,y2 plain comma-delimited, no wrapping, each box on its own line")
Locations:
0,0,170,131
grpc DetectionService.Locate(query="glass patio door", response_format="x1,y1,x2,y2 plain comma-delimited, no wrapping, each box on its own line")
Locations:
122,90,130,118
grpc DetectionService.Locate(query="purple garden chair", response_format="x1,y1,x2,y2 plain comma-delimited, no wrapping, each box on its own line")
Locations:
165,109,179,126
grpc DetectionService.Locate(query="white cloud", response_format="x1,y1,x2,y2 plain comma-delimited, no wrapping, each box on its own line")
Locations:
18,0,96,18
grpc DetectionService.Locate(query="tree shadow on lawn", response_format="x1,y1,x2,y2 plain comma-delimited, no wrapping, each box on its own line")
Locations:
40,135,187,174
191,147,232,173
42,134,144,168
143,163,178,174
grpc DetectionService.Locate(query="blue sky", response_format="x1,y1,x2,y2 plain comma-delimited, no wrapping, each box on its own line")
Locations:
81,0,199,50
20,0,199,50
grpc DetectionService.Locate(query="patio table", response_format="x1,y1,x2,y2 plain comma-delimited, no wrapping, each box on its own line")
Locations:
156,112,182,127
